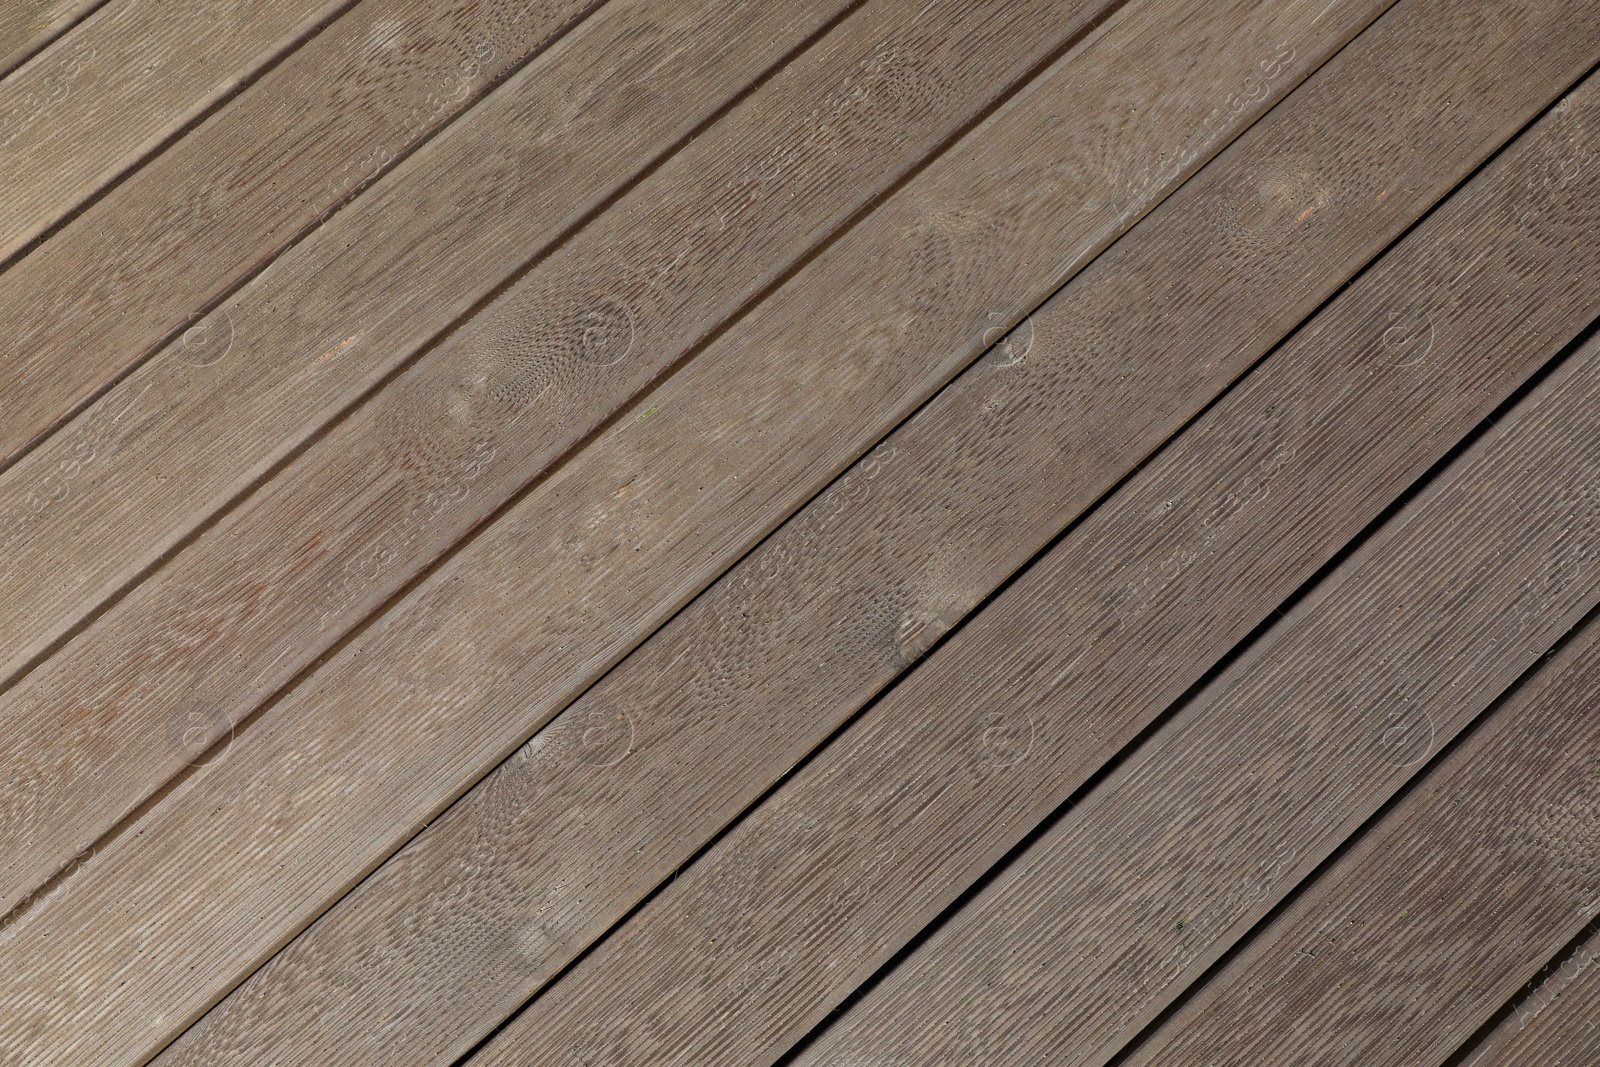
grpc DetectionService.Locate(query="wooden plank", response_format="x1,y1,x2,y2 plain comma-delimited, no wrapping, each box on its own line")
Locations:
0,1,1387,1062
454,56,1600,1067
0,0,351,260
0,0,102,80
0,0,1126,917
0,0,633,463
1120,565,1600,1067
1456,924,1600,1066
776,170,1600,1067
152,1,1600,1063
0,0,870,701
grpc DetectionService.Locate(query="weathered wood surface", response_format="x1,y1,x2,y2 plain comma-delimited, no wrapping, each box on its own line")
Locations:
148,0,1600,1062
1459,922,1600,1066
0,0,623,468
0,0,102,80
782,158,1600,1067
1123,545,1600,1067
458,59,1600,1067
0,0,1388,1062
0,0,1120,935
0,0,851,675
0,0,872,720
0,0,351,261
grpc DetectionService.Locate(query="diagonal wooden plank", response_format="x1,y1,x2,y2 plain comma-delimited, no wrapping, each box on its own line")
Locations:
779,167,1600,1067
0,1,1390,1063
0,0,103,80
0,0,870,702
1120,548,1600,1067
1455,922,1600,1066
146,1,1600,1063
0,0,1124,925
456,57,1600,1067
0,0,358,262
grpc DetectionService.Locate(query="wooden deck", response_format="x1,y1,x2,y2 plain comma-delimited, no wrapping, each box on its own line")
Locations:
1,0,1597,1063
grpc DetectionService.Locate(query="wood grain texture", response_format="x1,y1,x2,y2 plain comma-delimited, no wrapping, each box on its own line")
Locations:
784,105,1600,1067
0,0,1115,937
1120,448,1600,1067
0,1,1382,1062
1458,923,1600,1066
0,0,102,80
150,0,1599,1062
0,0,611,468
0,0,867,732
0,0,348,260
463,54,1600,1067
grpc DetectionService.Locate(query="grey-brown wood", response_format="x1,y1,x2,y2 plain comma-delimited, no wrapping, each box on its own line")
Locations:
0,0,350,261
0,0,868,762
458,61,1600,1067
148,0,1599,1062
1120,531,1600,1067
782,156,1600,1067
0,1,1385,1062
1457,924,1600,1066
0,0,793,675
0,0,102,80
0,0,613,469
0,0,1120,933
